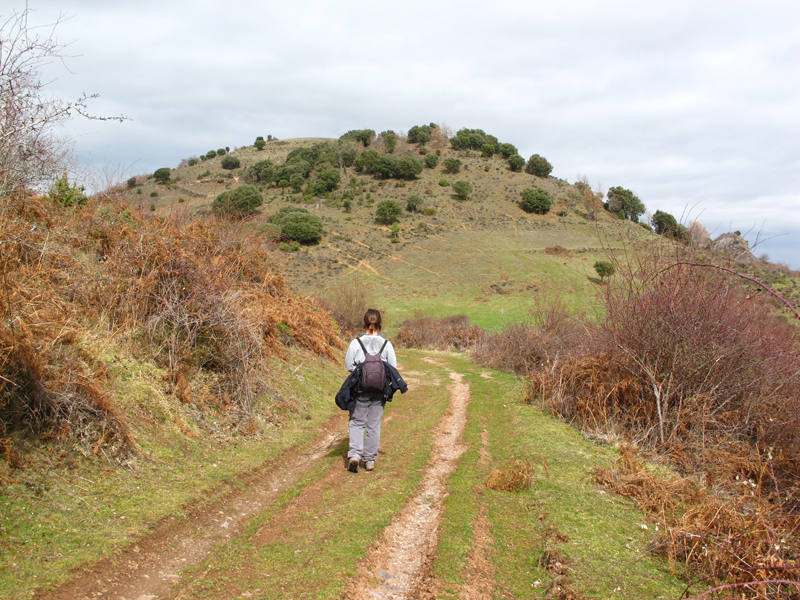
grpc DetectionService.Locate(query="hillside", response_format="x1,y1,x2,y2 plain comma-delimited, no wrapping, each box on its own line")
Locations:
117,129,654,329
117,128,800,331
3,125,800,599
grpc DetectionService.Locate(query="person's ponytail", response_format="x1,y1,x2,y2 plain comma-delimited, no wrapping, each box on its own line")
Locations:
363,308,382,333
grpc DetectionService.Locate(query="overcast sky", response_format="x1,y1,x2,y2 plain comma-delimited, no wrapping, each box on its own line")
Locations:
18,0,800,267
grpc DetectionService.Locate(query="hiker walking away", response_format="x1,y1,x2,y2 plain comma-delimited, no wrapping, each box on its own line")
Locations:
344,308,397,473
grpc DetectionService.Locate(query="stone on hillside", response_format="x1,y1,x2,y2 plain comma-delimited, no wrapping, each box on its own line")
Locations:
711,232,756,263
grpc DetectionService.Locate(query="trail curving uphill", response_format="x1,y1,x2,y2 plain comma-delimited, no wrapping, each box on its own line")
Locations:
345,368,471,600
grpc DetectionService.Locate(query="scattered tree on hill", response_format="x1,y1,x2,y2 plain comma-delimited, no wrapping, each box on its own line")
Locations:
340,146,358,168
481,143,496,157
49,173,87,207
407,124,435,144
206,150,217,159
443,158,462,174
354,150,380,174
424,153,439,168
289,173,305,192
450,128,498,151
508,154,525,172
212,185,262,218
594,260,615,281
525,154,553,177
340,129,375,147
379,130,397,153
497,142,518,158
376,199,402,224
393,155,424,179
274,159,312,183
519,187,553,214
453,180,473,201
153,167,171,184
311,167,340,195
247,160,274,183
221,155,240,170
607,186,645,222
268,206,323,243
406,194,423,213
651,210,680,236
354,151,422,180
217,148,227,156
254,136,266,150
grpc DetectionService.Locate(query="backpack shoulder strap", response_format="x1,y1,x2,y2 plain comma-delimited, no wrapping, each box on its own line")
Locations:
378,339,388,354
356,338,368,354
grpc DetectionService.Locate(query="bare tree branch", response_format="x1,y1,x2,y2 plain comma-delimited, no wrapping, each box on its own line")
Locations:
661,261,800,321
0,7,126,198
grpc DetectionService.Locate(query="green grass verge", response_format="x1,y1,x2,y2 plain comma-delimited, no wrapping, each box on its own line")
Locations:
0,348,343,600
431,353,694,599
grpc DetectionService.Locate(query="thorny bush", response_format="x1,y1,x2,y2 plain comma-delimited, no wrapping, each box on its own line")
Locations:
396,315,483,351
472,303,586,375
525,252,800,597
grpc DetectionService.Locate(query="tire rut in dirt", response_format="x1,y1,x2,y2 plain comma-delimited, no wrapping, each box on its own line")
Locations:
34,414,347,600
345,370,470,600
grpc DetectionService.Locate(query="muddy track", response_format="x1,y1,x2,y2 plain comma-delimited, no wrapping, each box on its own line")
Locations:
35,414,348,600
345,369,471,600
461,428,495,600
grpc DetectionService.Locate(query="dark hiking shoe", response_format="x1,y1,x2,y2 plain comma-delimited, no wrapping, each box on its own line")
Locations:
347,457,359,473
365,460,375,471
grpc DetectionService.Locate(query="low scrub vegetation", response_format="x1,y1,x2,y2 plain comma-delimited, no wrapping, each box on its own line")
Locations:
396,315,483,351
471,250,800,597
0,195,340,464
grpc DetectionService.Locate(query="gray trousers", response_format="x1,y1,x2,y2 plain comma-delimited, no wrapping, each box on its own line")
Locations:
348,397,384,462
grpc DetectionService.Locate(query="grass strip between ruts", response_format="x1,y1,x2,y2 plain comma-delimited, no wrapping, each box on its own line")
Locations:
430,352,694,599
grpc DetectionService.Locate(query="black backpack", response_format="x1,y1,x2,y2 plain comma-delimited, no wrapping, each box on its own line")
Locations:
357,338,388,393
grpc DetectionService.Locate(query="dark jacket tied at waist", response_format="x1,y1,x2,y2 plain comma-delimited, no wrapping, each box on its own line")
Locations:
335,362,408,412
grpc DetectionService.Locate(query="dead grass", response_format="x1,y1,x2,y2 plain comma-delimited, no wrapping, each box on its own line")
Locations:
594,446,800,598
0,193,342,464
485,459,533,492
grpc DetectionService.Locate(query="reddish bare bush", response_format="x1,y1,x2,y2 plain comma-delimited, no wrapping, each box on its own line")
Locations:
604,261,800,457
531,250,800,596
473,303,588,375
396,315,483,351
